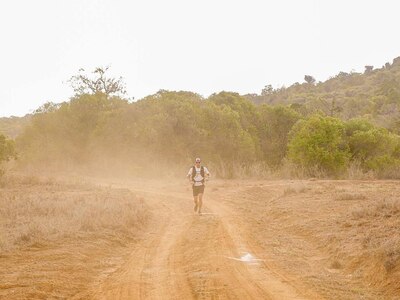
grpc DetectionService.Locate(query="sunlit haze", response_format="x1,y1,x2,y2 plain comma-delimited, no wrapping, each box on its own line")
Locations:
1,0,400,117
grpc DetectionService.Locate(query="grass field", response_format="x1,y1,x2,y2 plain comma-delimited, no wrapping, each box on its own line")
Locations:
0,174,148,299
215,180,400,298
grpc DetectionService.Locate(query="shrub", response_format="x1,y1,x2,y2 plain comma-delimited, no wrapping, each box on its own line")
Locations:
0,134,16,162
345,118,400,176
288,116,350,176
0,134,16,179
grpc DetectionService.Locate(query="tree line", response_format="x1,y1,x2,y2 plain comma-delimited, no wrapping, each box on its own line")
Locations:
14,93,400,178
2,60,400,179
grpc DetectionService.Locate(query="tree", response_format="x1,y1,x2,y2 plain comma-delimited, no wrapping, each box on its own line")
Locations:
0,134,16,162
345,118,400,173
288,116,350,176
304,75,316,84
364,65,374,74
261,84,274,96
319,97,343,117
68,66,128,98
0,134,16,177
259,105,301,166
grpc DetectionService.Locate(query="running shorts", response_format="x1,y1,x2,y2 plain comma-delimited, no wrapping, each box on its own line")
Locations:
192,185,205,196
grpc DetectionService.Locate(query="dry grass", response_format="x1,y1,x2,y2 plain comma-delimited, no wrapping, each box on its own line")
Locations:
334,192,366,201
282,182,308,196
211,162,274,179
218,180,400,299
0,174,149,299
0,174,148,252
344,161,375,180
351,198,400,219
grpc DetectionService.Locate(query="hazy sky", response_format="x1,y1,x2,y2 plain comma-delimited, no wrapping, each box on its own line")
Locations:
1,0,400,117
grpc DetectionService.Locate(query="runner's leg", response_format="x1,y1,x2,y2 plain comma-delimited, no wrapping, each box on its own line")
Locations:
198,193,203,214
193,195,198,212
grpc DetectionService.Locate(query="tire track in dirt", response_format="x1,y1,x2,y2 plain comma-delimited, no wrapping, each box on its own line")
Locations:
180,214,273,299
82,181,321,299
77,191,194,300
208,197,322,300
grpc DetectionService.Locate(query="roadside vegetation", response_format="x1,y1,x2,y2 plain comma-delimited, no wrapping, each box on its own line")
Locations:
218,181,400,298
0,174,147,252
0,174,148,299
2,57,400,179
0,134,16,181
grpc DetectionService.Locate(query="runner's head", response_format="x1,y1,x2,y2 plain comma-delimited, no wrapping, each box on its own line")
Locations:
195,157,201,165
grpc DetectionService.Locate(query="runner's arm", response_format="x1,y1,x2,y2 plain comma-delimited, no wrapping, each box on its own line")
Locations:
204,167,211,181
187,168,194,184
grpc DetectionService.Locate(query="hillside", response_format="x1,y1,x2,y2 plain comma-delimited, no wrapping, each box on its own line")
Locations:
0,115,31,138
246,56,400,131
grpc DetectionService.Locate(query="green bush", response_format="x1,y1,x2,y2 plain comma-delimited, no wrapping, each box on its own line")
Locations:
345,118,400,173
366,155,400,176
288,115,350,176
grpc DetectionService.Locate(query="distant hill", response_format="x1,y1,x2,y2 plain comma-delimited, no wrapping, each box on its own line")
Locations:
245,56,400,132
0,115,31,138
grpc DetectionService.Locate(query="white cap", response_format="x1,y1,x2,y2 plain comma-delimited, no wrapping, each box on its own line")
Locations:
195,157,201,163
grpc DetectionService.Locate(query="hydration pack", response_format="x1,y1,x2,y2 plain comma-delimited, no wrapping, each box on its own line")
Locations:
191,166,205,183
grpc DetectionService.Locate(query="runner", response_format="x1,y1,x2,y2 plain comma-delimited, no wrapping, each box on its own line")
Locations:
187,158,210,215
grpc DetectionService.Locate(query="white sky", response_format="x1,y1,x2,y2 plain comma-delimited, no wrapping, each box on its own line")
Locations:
1,0,400,117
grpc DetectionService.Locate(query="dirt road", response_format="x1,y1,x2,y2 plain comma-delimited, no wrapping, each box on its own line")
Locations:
74,180,323,300
3,178,397,299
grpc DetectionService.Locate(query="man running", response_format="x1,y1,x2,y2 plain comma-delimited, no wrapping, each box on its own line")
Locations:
187,157,210,215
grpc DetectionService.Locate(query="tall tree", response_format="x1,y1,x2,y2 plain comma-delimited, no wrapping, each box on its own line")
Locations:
68,66,128,98
304,75,316,84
